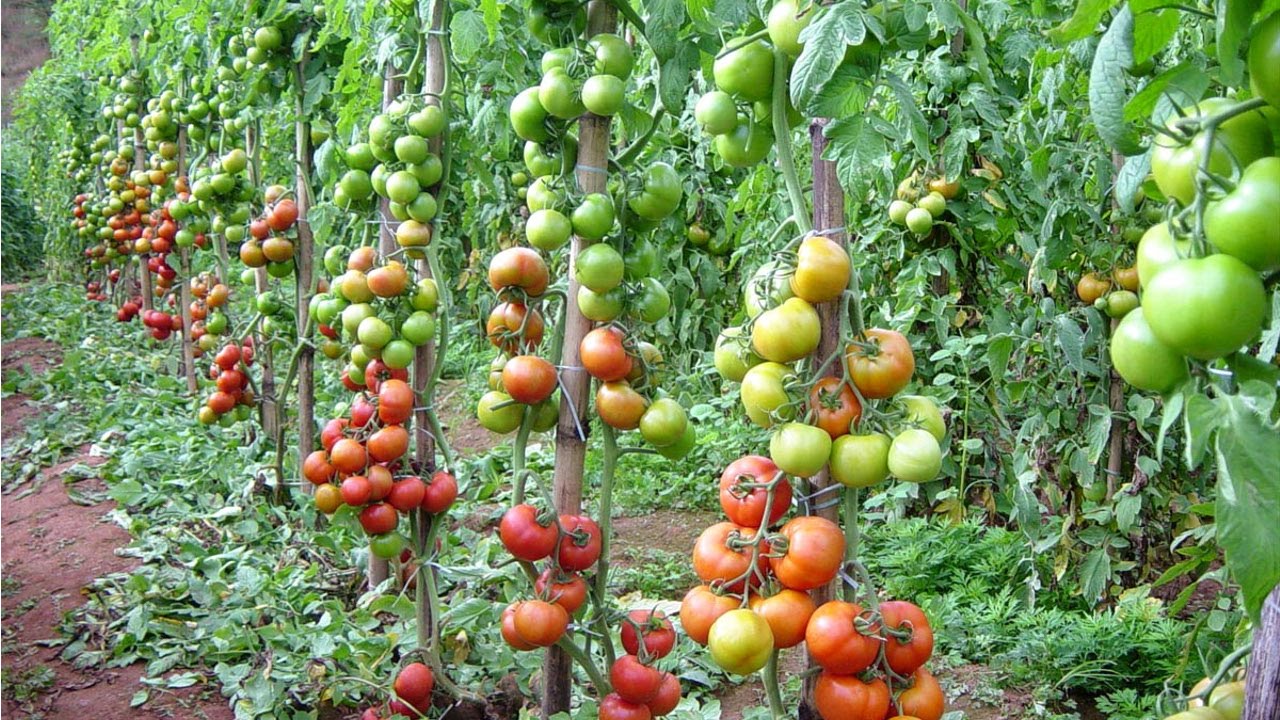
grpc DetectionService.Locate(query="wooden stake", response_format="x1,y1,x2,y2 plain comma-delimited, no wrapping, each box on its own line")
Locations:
293,53,316,506
175,123,198,393
246,124,279,439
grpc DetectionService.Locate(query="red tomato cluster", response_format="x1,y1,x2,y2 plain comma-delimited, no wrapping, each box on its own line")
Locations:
598,610,682,719
197,339,257,425
304,378,458,558
359,661,436,720
115,296,143,322
239,190,299,268
497,504,603,649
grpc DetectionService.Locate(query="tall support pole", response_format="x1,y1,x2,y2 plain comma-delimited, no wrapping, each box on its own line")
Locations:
292,52,316,506
368,65,404,591
247,124,279,439
542,3,616,715
131,120,154,313
176,121,198,393
799,117,849,720
1246,586,1280,719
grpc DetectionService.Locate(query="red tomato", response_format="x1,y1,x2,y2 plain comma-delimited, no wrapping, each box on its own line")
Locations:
880,600,934,676
387,477,426,512
813,673,890,720
620,609,676,660
679,585,739,645
581,326,632,381
898,667,944,720
719,455,792,528
808,376,862,438
359,502,399,535
692,522,770,593
557,514,603,570
805,601,879,674
421,470,458,514
844,328,915,399
599,693,652,720
535,569,589,614
748,589,815,648
512,599,569,647
499,504,558,561
502,354,558,404
646,673,681,716
610,654,663,704
768,516,844,591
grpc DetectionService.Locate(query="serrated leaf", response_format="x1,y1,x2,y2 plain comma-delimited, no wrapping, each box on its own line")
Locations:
1131,4,1179,64
1089,6,1146,155
1123,61,1210,122
450,10,486,63
1218,0,1262,85
824,114,887,200
884,72,929,161
480,0,501,42
1080,546,1112,604
646,0,686,62
1114,150,1150,213
1214,394,1280,620
941,127,977,180
658,45,699,115
791,3,863,108
1047,0,1121,44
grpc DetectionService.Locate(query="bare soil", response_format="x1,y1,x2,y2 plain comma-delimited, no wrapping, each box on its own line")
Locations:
0,323,233,719
435,379,501,456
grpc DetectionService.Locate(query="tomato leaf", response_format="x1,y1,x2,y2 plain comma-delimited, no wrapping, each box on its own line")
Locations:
1048,0,1120,44
1218,0,1262,86
1088,6,1146,155
1129,0,1180,64
658,44,699,115
1183,392,1224,469
791,3,864,110
1214,393,1280,620
810,63,873,119
1122,62,1210,123
1080,545,1111,604
884,72,930,162
823,113,887,200
1155,386,1185,458
645,0,686,63
450,9,486,63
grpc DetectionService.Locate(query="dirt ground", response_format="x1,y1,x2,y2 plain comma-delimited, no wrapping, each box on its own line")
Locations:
0,0,51,121
1,322,233,718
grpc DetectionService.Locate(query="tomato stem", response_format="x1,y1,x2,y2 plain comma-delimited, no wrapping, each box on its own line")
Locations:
591,424,620,668
762,648,787,719
842,488,859,602
772,47,812,235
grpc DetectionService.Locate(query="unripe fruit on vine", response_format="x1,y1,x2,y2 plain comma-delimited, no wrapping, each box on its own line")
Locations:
695,91,738,135
888,200,912,225
905,207,934,235
917,191,946,218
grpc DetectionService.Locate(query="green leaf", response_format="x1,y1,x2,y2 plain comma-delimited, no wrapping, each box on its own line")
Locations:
480,0,502,42
791,3,864,109
941,126,978,180
1123,61,1210,123
1218,0,1262,86
1184,392,1225,469
1114,150,1150,214
1214,394,1280,620
1047,0,1120,44
824,114,887,200
658,45,699,115
1130,0,1179,63
1080,545,1112,604
808,62,872,119
109,478,145,506
646,0,687,63
1089,6,1146,155
884,72,929,161
450,10,486,63
1156,387,1185,458
986,335,1014,378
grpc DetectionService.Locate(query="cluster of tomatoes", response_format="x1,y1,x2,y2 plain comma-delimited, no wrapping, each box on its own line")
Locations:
1111,91,1278,395
199,340,257,426
332,96,445,258
496,504,602,650
509,31,634,141
677,452,943,719
359,661,436,720
84,280,109,303
597,610,683,719
187,272,232,355
304,377,458,558
237,184,301,276
313,246,440,389
715,236,946,491
1076,267,1139,320
887,172,960,237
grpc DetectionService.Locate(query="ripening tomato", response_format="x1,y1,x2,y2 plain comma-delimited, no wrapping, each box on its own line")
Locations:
620,609,676,659
719,455,792,529
805,601,879,674
845,328,914,399
536,568,589,614
330,438,368,474
752,297,820,363
303,450,336,485
502,354,557,404
359,502,399,535
880,600,934,675
809,377,862,439
898,668,945,720
1076,272,1111,304
487,302,545,354
679,584,740,645
488,247,549,297
740,362,797,428
813,673,890,720
513,599,570,647
557,514,603,570
769,516,844,591
646,673,680,716
393,662,434,711
500,504,559,561
596,381,646,430
367,425,409,463
748,589,815,648
501,603,536,650
692,522,770,593
421,470,458,514
387,477,426,512
598,693,652,720
707,609,773,675
790,236,850,303
581,327,632,381
366,465,394,501
610,654,663,704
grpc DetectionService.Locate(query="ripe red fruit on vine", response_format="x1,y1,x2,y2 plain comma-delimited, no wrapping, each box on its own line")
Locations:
378,379,414,424
880,600,935,676
388,477,426,511
610,654,663,704
341,476,373,506
620,610,676,660
557,514,603,570
321,418,348,452
499,504,558,561
330,438,368,474
393,662,434,710
421,470,458,514
535,569,589,614
359,502,398,535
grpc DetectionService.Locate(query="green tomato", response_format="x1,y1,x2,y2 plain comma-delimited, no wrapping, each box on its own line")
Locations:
590,33,634,79
254,26,283,51
571,193,615,240
532,397,560,433
1142,254,1267,360
406,192,438,223
634,278,671,323
905,207,934,235
577,286,624,322
656,422,696,460
714,116,773,167
1151,98,1274,205
1209,680,1245,720
830,433,892,488
574,243,624,292
256,292,281,315
713,37,774,102
767,0,811,58
388,201,410,222
888,199,912,225
1136,223,1191,288
639,398,688,447
349,344,374,371
769,422,833,478
888,428,943,483
381,339,415,369
346,142,377,171
1204,156,1280,271
1249,12,1280,109
1101,290,1140,319
316,297,346,327
917,191,947,218
394,135,431,165
695,91,739,135
400,311,436,346
541,47,573,74
370,532,404,560
582,74,625,117
538,68,584,120
368,113,395,148
751,297,820,363
205,311,228,335
357,316,394,350
628,162,682,221
744,261,795,318
411,278,439,312
899,395,946,441
707,609,774,675
527,209,572,251
623,238,659,280
686,223,711,247
385,171,421,205
370,164,390,197
526,177,563,212
524,141,559,178
240,268,257,286
740,362,796,428
714,326,762,383
342,302,376,337
509,86,550,142
477,390,523,434
409,155,443,187
408,105,445,137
